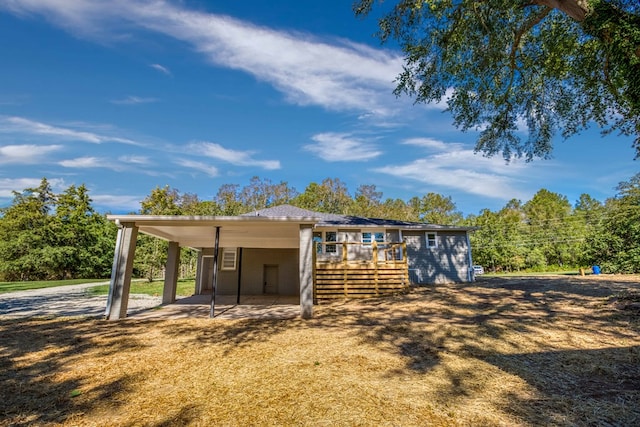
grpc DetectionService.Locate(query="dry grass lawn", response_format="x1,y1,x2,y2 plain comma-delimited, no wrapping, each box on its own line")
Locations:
1,275,639,426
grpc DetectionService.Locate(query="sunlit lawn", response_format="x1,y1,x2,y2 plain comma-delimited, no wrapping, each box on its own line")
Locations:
0,279,107,294
85,278,196,297
1,275,638,426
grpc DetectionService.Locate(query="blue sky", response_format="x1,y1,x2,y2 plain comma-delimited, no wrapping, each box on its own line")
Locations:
0,0,637,216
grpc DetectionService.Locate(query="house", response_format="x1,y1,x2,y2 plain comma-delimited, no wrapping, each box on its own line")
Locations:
105,205,476,320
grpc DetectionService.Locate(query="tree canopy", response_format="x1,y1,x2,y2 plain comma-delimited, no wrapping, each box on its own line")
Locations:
354,0,640,160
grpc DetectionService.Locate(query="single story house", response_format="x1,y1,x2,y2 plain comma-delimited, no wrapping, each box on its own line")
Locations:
105,205,476,320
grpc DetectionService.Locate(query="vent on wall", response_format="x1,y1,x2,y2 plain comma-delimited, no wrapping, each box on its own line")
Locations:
221,248,237,270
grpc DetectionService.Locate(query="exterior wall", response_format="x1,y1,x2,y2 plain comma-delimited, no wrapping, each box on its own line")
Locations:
403,230,471,284
198,247,299,295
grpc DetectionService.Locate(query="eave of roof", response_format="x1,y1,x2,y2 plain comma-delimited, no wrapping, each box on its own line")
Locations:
106,214,322,225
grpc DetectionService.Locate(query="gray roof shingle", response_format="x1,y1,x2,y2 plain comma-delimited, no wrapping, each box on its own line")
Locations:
241,204,344,221
242,204,467,228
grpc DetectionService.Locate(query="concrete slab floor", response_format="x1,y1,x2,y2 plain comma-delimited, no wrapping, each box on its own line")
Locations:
128,294,301,320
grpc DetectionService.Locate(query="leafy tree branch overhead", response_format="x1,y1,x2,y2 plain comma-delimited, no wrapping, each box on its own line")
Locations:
354,0,640,160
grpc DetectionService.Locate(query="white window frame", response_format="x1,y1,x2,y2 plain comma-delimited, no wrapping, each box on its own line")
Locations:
220,248,237,270
361,230,385,247
426,232,438,249
313,230,339,254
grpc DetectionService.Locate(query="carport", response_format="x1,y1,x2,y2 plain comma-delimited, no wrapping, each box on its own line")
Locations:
104,213,320,320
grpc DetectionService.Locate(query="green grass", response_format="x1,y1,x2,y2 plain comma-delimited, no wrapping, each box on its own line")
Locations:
481,270,594,277
0,279,108,294
85,279,196,297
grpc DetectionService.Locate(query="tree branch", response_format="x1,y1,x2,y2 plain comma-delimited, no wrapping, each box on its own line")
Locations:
527,0,590,21
504,7,553,101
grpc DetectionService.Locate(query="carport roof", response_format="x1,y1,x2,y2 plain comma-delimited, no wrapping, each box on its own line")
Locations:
106,212,320,249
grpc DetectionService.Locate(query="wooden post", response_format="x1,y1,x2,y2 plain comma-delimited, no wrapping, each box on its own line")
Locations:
342,241,348,297
312,244,317,305
373,240,379,296
402,242,409,288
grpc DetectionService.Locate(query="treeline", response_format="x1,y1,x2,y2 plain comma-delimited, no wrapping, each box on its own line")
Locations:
0,179,116,281
1,174,639,281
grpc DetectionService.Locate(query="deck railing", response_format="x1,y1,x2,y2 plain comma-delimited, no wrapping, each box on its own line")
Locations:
314,241,410,302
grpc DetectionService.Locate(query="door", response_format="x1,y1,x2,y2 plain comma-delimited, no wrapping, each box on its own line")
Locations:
263,265,279,294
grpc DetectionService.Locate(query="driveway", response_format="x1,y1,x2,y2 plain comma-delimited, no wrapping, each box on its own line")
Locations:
0,283,301,320
0,282,161,319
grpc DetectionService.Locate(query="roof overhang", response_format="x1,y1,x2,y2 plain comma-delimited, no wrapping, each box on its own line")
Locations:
107,215,320,249
106,214,478,249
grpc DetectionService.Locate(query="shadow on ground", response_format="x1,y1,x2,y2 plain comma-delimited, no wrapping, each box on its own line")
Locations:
1,275,638,426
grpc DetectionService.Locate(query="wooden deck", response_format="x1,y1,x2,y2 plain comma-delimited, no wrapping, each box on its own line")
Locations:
314,241,410,302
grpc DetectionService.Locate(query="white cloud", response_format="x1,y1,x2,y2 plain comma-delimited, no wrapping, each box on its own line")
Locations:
174,158,219,177
374,137,529,200
187,141,280,170
150,63,171,75
0,1,406,117
0,116,139,145
0,144,63,164
111,95,158,105
402,137,455,151
59,156,105,168
0,177,66,198
118,155,150,165
304,132,382,162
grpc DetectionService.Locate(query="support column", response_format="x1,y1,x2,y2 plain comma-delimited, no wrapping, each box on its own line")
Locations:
194,250,203,295
105,222,138,320
163,241,180,304
209,226,221,318
299,224,314,319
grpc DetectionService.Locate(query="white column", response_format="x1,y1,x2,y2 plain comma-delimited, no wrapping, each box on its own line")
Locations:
194,250,203,294
105,222,138,320
163,241,180,304
299,224,314,319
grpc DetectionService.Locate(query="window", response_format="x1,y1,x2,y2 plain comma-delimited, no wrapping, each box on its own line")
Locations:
426,232,437,249
362,231,385,246
221,248,237,270
313,231,337,254
313,232,323,254
325,231,337,253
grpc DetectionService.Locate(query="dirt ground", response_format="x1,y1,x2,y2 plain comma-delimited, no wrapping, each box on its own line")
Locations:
1,275,638,426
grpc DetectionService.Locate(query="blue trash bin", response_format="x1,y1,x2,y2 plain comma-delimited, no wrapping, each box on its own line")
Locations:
592,265,601,275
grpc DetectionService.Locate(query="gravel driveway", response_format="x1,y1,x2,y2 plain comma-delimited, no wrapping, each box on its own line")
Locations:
0,282,162,319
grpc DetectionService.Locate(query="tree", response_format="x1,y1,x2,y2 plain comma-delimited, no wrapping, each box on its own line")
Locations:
51,184,115,279
0,179,115,281
415,192,463,224
355,0,640,160
238,176,298,212
136,186,184,281
380,198,415,221
351,184,383,217
584,173,640,272
523,189,574,268
0,178,57,280
140,185,183,215
214,184,244,216
467,200,527,272
292,178,353,214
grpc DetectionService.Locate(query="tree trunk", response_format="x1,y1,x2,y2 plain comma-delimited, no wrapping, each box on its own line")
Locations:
530,0,590,21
